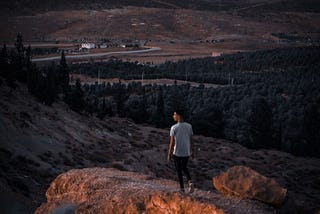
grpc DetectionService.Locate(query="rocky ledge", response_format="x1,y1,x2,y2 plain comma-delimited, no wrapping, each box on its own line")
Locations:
35,168,277,214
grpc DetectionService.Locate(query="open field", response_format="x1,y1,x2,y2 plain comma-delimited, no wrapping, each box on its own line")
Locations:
70,74,224,88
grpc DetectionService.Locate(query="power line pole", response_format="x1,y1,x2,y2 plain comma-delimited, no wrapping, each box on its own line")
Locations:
185,70,188,83
98,69,100,85
142,71,144,85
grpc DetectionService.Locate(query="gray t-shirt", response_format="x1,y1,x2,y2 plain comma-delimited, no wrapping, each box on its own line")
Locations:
170,122,193,157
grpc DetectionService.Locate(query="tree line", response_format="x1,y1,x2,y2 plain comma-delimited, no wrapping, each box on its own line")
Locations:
1,34,319,157
0,33,83,110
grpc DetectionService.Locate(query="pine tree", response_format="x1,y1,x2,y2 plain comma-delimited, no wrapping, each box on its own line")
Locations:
25,45,33,89
15,33,24,64
43,65,58,106
1,44,17,89
154,86,165,127
25,45,31,67
97,98,107,119
0,44,8,63
0,44,8,78
58,51,70,94
67,79,85,112
303,103,320,157
247,97,273,149
141,87,148,123
113,83,127,116
14,33,26,82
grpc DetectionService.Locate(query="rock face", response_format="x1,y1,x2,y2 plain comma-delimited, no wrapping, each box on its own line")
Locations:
35,168,224,214
213,166,287,206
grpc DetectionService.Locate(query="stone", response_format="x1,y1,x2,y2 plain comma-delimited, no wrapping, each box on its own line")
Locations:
213,166,287,206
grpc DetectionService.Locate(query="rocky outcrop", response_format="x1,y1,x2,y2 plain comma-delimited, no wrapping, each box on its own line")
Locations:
146,193,223,214
35,168,224,214
213,166,287,206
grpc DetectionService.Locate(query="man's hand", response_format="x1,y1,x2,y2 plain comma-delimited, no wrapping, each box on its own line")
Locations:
167,136,174,163
190,136,194,160
190,153,195,160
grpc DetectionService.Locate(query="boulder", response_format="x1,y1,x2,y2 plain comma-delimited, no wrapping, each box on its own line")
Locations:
35,168,224,214
213,166,287,206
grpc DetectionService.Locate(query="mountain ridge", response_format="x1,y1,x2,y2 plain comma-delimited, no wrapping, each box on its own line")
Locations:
3,0,320,14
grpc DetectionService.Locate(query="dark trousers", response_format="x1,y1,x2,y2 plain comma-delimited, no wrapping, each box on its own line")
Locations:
173,155,191,190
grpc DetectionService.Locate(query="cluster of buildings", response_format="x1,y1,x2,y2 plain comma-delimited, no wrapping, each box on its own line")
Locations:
32,39,144,56
79,39,143,51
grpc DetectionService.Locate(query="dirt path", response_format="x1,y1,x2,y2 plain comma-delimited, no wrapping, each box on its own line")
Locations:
32,47,161,62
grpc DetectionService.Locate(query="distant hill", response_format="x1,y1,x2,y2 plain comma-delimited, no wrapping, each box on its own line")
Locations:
2,0,319,14
0,0,235,13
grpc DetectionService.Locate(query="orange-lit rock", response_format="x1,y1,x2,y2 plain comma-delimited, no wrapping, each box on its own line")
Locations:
146,193,223,214
213,166,287,206
35,168,224,214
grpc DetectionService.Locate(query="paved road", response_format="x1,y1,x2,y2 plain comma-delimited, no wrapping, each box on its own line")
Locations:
32,47,161,62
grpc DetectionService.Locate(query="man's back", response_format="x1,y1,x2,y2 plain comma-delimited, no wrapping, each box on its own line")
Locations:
170,122,193,157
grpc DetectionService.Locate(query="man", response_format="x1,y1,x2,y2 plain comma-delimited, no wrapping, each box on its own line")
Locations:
167,109,195,193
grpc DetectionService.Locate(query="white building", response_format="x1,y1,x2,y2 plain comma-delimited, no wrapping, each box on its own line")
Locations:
212,51,222,57
81,43,95,49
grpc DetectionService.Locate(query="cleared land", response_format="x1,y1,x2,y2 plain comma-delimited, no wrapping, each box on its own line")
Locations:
70,74,224,88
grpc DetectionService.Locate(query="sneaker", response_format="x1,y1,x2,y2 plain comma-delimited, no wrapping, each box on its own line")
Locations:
188,181,194,193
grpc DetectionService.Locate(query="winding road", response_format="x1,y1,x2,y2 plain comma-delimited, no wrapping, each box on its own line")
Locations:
32,46,161,62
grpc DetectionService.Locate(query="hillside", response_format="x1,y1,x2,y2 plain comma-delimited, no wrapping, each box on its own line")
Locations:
0,0,277,13
0,80,320,213
2,0,319,14
2,5,318,42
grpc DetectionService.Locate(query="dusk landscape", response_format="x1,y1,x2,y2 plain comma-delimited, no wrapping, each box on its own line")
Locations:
0,0,320,213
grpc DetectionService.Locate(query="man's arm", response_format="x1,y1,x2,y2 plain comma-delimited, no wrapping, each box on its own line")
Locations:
190,135,195,159
167,136,175,162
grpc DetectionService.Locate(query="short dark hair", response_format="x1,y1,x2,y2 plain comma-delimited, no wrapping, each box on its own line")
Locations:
174,109,184,117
